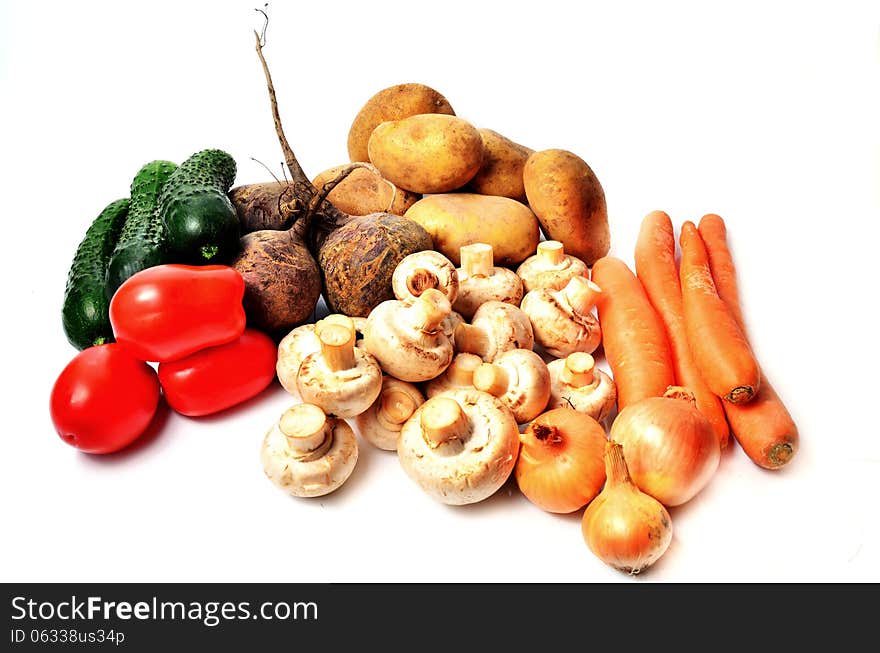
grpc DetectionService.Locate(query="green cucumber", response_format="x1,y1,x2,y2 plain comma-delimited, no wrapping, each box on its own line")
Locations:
62,198,131,350
105,159,178,296
159,149,240,264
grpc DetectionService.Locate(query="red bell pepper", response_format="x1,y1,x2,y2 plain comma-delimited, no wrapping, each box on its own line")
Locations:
109,264,246,363
158,328,278,416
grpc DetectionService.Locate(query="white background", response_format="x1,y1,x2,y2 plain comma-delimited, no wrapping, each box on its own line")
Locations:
2,0,878,583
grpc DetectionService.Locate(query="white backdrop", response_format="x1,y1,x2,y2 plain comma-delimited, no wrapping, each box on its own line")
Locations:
2,0,878,583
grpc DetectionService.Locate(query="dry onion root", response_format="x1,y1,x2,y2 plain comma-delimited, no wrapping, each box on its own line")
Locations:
581,441,673,574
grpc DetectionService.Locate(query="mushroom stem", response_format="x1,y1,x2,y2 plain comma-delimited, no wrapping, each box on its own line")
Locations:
409,288,451,332
538,240,565,267
454,322,490,357
473,363,511,398
562,277,602,316
279,404,333,460
561,353,596,388
378,388,419,428
460,243,494,279
318,322,357,372
446,353,482,386
420,396,471,448
319,313,357,330
406,268,439,297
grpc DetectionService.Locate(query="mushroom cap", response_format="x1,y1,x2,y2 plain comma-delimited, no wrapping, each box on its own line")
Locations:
452,267,523,320
392,250,459,306
520,287,601,358
468,300,535,361
297,346,383,418
354,375,425,450
515,242,589,293
397,388,520,505
352,316,368,349
276,323,321,395
474,348,551,423
276,314,363,395
424,352,482,398
260,405,359,498
547,357,617,422
363,297,455,382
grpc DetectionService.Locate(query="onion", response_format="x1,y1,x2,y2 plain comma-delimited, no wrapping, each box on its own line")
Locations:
610,386,720,507
515,408,607,513
581,441,673,574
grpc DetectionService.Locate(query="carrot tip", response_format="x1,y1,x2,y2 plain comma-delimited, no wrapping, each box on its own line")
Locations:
725,386,755,404
766,442,796,469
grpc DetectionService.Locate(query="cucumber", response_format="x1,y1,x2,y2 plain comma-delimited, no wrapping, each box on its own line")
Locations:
105,160,178,297
62,198,131,350
159,149,241,264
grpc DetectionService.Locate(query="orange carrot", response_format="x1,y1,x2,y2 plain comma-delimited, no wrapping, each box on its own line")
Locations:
698,213,798,469
679,221,760,404
634,211,729,449
591,256,675,411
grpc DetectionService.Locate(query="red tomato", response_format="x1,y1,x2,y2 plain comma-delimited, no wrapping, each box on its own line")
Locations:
158,328,278,416
50,344,161,454
109,264,246,363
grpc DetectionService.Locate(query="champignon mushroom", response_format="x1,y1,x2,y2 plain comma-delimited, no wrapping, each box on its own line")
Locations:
392,250,459,306
276,314,362,395
363,288,455,382
354,375,425,450
453,300,534,362
547,352,617,423
516,240,589,293
472,348,551,423
520,275,602,358
424,352,483,398
397,389,520,505
352,316,368,348
297,317,383,418
260,402,358,498
452,243,523,320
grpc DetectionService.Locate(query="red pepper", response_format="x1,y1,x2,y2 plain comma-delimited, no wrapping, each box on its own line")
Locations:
158,328,278,416
109,264,246,363
50,343,161,454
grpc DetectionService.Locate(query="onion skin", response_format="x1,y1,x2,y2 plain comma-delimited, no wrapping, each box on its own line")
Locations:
515,408,606,514
610,387,720,507
582,442,672,574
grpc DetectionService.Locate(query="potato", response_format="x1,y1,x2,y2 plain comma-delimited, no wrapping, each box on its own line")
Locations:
467,129,534,202
404,193,540,267
523,149,610,266
347,83,455,163
312,164,420,216
368,114,484,194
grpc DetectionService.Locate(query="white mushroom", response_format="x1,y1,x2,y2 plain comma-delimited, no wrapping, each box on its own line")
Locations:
354,375,425,451
424,352,483,398
520,275,602,358
516,240,589,293
392,250,459,306
363,288,455,383
297,318,383,418
440,309,464,341
452,243,523,320
352,316,368,349
260,403,358,498
453,300,534,362
397,389,520,505
276,314,362,395
547,353,617,423
472,348,551,423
